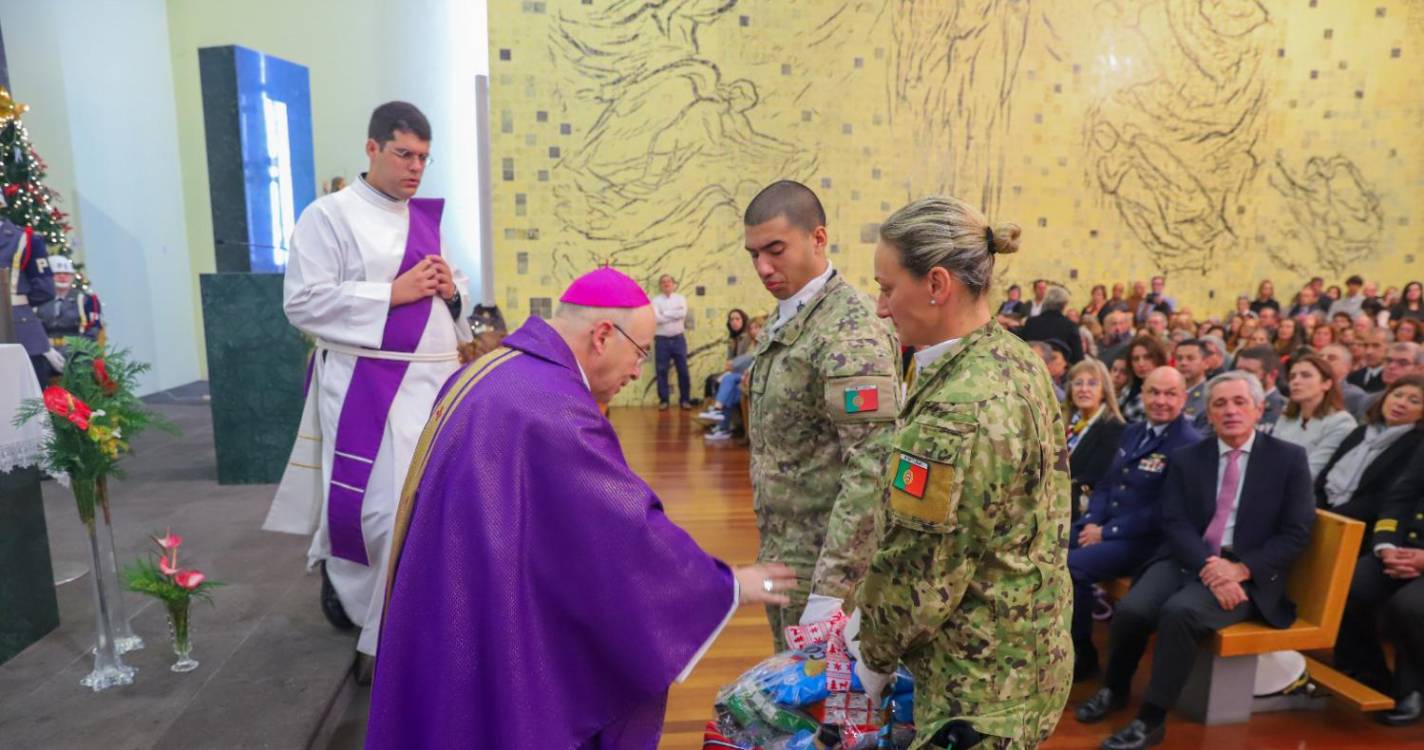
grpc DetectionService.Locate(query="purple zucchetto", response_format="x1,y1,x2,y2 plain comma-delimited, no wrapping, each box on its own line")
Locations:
558,267,652,308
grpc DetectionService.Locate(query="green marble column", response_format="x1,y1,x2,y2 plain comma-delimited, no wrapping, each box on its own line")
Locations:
199,273,309,484
0,467,59,665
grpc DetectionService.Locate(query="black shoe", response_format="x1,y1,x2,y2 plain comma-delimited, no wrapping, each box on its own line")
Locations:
1100,720,1164,750
1076,687,1128,724
320,562,356,631
1075,647,1101,683
1381,691,1423,726
355,652,375,687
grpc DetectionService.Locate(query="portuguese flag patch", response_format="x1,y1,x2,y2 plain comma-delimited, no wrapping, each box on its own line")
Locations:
843,384,880,413
892,454,929,498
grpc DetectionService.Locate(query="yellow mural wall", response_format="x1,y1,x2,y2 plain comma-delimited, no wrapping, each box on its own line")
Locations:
488,0,1424,402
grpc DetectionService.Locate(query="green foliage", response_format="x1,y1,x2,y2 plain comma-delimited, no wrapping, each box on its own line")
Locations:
124,557,222,607
12,338,176,485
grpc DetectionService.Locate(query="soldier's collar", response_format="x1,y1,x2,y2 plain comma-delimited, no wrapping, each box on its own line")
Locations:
905,318,1001,406
766,269,841,346
911,335,964,372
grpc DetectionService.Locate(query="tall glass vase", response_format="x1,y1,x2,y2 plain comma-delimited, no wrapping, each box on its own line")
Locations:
74,479,135,691
95,477,144,653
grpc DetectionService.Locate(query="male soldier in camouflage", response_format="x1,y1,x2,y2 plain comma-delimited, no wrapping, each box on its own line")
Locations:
856,196,1072,749
743,180,901,649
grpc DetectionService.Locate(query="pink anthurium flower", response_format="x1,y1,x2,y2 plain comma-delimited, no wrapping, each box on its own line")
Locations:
153,530,183,551
159,557,179,576
174,570,206,590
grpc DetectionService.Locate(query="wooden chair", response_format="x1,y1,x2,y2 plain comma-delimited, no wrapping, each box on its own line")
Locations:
1100,510,1378,723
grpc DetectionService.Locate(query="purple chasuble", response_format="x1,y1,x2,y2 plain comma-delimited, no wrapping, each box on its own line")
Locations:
366,316,735,750
327,198,443,565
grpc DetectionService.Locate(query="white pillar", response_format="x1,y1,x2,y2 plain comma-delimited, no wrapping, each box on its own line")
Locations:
3,0,199,394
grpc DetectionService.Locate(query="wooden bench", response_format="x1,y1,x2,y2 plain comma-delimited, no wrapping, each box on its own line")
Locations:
1299,655,1396,712
1098,510,1383,723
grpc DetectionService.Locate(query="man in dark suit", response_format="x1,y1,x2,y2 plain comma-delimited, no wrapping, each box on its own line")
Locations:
1069,367,1202,682
1349,328,1390,393
995,283,1030,330
1232,346,1287,428
1075,372,1316,750
1019,285,1084,363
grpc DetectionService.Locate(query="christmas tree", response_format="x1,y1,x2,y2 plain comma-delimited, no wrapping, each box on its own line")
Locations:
0,86,84,289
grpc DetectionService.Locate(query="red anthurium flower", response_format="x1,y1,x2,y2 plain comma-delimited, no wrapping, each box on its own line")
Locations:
159,557,179,576
42,386,92,431
174,570,206,590
93,359,118,395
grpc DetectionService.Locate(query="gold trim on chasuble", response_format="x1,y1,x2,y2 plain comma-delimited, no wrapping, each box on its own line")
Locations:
381,347,522,613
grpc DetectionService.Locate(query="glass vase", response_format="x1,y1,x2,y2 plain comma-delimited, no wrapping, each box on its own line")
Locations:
166,600,199,673
95,477,143,654
76,478,135,691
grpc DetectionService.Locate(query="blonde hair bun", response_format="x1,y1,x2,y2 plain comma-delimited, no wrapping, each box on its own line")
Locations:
992,222,1022,255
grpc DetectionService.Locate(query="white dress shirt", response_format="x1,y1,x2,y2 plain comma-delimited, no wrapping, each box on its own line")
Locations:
1216,431,1257,549
771,263,834,332
912,336,963,373
652,293,687,337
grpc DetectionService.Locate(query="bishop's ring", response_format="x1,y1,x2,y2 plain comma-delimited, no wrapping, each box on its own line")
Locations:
762,577,775,593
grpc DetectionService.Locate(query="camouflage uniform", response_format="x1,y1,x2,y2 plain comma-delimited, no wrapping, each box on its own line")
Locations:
748,270,900,649
858,319,1073,749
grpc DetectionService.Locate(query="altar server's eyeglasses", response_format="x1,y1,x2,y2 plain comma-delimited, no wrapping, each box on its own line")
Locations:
611,323,649,365
387,146,433,166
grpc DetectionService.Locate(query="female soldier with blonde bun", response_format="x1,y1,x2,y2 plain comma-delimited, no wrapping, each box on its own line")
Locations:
855,196,1073,749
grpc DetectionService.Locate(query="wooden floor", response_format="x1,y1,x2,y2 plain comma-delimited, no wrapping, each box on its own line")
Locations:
608,406,1424,750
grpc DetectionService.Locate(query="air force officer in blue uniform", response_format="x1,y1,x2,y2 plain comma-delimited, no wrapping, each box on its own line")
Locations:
1069,366,1202,680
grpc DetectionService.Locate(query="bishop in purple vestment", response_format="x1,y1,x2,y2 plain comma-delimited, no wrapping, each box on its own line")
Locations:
366,268,795,749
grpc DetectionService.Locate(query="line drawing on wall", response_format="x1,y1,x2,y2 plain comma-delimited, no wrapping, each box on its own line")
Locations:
887,0,1036,215
549,0,815,291
1268,153,1384,276
1083,0,1271,275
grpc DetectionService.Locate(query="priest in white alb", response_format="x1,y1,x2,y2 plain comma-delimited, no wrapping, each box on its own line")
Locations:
264,101,472,669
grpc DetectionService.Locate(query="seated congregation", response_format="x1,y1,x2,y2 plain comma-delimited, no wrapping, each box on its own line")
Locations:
1041,275,1424,748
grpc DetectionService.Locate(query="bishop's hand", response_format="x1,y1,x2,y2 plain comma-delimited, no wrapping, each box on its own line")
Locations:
734,563,797,607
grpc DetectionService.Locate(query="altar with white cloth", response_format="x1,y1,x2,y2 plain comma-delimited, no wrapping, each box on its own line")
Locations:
0,342,60,665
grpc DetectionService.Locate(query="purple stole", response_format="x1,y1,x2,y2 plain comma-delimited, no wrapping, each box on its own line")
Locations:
327,198,444,565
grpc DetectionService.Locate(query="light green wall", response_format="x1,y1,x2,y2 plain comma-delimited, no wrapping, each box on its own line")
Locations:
166,0,393,376
166,0,491,377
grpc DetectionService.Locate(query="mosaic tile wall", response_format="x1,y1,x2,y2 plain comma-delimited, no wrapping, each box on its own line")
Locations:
489,0,1424,404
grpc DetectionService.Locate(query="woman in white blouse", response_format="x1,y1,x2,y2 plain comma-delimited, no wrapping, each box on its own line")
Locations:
1272,351,1358,479
1255,351,1362,693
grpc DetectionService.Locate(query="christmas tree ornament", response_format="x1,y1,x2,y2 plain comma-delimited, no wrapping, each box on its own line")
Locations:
0,87,27,120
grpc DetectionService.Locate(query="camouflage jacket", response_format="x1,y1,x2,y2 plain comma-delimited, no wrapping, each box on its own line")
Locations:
858,318,1073,746
748,270,901,600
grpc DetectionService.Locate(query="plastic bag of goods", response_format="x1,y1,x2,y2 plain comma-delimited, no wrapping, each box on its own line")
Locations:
705,611,917,749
